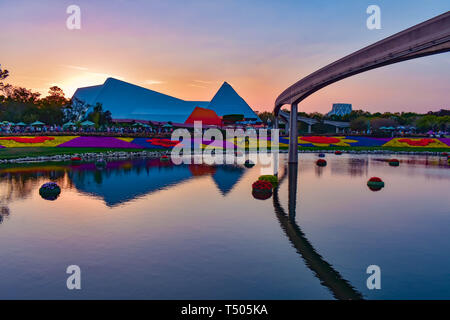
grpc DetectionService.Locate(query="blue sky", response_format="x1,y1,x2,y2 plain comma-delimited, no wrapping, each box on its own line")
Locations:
1,0,449,113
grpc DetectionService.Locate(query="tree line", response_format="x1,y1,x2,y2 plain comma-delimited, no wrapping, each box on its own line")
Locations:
0,65,111,127
257,108,449,133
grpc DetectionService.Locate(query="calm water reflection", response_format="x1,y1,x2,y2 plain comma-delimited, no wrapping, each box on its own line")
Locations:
0,154,448,299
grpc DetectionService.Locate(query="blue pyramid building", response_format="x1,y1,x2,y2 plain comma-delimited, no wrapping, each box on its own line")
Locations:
72,78,260,123
207,82,260,121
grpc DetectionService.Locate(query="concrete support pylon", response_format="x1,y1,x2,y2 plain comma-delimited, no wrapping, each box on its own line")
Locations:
288,103,298,163
308,124,312,134
336,126,339,133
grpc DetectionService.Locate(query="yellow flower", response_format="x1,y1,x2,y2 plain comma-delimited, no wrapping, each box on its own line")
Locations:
117,137,135,142
383,138,449,148
0,136,78,147
296,136,358,147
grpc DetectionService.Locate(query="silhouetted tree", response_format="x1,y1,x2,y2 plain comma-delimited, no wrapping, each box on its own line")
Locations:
87,103,112,128
350,116,369,132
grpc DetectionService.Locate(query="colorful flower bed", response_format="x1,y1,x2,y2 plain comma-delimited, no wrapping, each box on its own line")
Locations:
382,138,448,148
0,136,77,147
0,135,448,150
298,136,358,147
0,136,54,143
279,136,450,148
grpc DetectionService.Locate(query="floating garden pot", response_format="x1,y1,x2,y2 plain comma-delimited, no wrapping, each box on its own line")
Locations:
39,182,61,200
95,159,107,169
244,160,255,168
367,177,385,191
388,158,400,166
258,175,278,188
160,155,170,161
316,159,327,167
441,152,448,157
252,189,272,200
252,180,273,200
318,153,326,158
71,156,82,162
335,150,342,155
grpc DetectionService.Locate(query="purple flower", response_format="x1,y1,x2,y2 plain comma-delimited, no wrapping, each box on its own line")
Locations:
58,137,144,149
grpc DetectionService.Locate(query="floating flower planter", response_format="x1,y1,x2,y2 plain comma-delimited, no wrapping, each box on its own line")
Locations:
252,180,273,200
318,153,326,158
316,159,327,167
95,159,107,169
441,152,448,157
39,182,61,200
367,177,385,191
244,160,255,168
160,155,170,161
71,156,82,162
388,158,400,166
252,189,272,200
258,175,278,188
334,150,342,155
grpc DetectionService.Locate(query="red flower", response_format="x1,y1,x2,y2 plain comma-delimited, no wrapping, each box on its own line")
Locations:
0,136,55,143
398,138,435,146
71,157,81,161
368,177,383,182
147,138,180,147
252,180,273,190
302,136,340,144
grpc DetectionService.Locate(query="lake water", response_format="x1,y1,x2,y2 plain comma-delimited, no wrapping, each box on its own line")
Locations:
0,153,448,299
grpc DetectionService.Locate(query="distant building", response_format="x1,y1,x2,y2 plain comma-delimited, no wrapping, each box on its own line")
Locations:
72,78,260,123
327,103,352,117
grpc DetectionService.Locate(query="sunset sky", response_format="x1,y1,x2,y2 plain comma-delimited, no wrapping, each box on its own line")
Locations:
1,0,449,114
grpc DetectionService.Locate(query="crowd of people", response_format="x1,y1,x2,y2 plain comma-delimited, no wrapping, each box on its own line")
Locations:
0,122,175,136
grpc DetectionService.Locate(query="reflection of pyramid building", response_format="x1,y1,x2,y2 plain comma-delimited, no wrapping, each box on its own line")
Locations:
69,160,245,206
72,78,259,122
211,165,245,195
70,161,193,206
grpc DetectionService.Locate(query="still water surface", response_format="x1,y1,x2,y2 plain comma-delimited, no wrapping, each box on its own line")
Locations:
0,154,448,299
